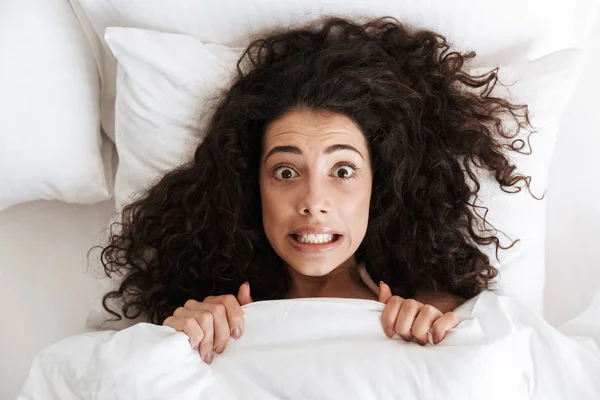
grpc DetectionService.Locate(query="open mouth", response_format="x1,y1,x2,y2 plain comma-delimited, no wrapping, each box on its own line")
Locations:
289,233,341,244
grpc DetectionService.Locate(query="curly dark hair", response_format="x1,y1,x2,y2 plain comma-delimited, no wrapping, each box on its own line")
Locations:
97,15,542,325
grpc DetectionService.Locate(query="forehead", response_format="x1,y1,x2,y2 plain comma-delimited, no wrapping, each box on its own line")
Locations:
263,109,367,147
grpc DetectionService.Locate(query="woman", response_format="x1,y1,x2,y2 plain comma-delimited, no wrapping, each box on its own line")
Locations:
99,16,538,365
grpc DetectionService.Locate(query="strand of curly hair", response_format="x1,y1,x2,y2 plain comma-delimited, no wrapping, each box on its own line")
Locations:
94,15,542,325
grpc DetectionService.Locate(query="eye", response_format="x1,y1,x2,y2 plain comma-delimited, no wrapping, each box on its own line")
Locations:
332,164,358,180
273,166,298,180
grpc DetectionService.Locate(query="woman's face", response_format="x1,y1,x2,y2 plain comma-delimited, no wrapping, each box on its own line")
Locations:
259,109,373,277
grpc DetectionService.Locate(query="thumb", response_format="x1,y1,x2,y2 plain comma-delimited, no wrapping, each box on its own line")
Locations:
237,282,253,306
378,281,393,304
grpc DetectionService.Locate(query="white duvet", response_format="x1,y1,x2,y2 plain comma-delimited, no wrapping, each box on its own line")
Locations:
18,291,600,400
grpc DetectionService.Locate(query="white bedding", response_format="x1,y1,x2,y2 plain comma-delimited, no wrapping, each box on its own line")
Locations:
18,291,600,400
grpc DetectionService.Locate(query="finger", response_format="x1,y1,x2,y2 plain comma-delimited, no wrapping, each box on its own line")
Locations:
205,294,244,345
163,316,205,352
220,293,244,339
179,302,230,355
394,299,422,342
378,281,393,304
412,304,443,345
381,296,403,338
237,282,253,306
431,312,461,345
194,311,215,364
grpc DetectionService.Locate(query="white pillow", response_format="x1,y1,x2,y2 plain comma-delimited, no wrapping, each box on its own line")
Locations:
69,0,600,142
108,30,242,208
0,0,112,211
84,25,590,330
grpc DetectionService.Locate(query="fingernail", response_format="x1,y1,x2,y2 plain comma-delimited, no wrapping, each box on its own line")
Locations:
432,334,439,345
215,345,224,354
386,328,394,338
204,352,213,364
379,281,384,288
232,327,241,339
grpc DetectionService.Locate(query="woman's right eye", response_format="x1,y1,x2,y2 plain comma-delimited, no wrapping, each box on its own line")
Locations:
273,166,298,180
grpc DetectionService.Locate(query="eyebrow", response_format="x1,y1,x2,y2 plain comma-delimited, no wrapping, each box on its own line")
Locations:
263,144,364,163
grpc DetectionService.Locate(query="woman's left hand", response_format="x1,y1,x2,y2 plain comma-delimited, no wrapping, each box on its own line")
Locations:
378,282,461,346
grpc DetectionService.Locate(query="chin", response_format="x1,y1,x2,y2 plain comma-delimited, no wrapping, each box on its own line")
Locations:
286,260,340,277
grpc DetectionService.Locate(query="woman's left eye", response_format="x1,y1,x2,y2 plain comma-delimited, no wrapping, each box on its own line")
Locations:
332,165,357,180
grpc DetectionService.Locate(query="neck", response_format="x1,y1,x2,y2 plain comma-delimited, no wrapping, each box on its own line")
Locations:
284,258,378,300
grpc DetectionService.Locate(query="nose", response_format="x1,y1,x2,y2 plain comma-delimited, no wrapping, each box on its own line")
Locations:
297,175,330,216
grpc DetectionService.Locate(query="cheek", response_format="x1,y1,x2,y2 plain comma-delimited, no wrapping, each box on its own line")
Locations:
260,180,285,237
343,181,371,237
261,191,276,223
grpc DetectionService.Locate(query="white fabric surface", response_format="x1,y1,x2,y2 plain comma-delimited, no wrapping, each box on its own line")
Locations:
0,200,116,400
18,292,600,399
0,0,112,211
83,26,591,330
545,14,600,327
106,29,242,209
69,0,599,142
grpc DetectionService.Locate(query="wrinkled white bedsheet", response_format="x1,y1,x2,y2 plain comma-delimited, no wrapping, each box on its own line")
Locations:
18,291,600,400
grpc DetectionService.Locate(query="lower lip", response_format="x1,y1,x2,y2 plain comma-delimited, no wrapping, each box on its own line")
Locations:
287,235,343,253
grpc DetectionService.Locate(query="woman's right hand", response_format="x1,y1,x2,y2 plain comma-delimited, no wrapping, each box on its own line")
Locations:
163,282,253,364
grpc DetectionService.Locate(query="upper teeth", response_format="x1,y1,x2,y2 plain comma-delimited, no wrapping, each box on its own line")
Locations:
296,233,335,244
